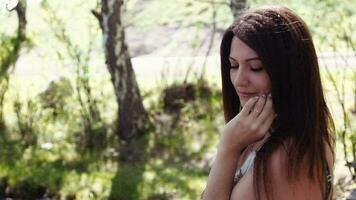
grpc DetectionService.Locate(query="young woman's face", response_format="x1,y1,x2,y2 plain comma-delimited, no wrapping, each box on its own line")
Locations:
229,36,272,107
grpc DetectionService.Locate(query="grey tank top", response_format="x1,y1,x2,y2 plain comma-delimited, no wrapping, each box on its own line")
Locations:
233,135,269,185
233,150,256,184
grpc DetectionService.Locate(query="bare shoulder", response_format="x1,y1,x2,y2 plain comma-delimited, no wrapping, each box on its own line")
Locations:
323,140,334,170
270,139,334,170
230,139,334,200
267,140,333,200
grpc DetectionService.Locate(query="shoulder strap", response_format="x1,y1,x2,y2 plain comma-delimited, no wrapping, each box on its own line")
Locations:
324,161,333,200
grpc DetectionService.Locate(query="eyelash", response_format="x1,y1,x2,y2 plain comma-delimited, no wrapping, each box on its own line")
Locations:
230,64,263,72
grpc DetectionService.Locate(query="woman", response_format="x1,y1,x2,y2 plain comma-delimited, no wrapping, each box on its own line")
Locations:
203,5,334,200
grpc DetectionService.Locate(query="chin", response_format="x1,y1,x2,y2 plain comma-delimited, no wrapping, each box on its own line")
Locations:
239,95,257,107
240,100,247,107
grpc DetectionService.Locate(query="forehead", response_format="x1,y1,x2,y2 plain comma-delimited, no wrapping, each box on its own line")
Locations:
229,36,259,60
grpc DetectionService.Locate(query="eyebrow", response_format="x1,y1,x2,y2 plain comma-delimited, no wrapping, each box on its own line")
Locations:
229,56,261,62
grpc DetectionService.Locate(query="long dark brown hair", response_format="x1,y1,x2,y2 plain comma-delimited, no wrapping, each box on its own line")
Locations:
220,5,335,200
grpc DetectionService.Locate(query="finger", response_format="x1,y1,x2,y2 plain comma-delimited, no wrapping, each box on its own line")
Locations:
239,96,260,116
259,112,276,134
249,94,267,118
257,95,274,123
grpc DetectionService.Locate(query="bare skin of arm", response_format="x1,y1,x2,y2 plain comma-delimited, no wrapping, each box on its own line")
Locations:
203,94,275,200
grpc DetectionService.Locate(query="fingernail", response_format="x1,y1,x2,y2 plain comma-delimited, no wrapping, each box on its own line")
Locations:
268,93,272,98
261,94,266,98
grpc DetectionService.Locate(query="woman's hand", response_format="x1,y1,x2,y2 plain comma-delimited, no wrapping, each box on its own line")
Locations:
203,94,276,200
219,94,276,154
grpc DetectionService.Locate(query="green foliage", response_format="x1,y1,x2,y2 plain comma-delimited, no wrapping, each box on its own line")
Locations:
13,98,38,147
126,0,231,29
109,164,144,200
132,81,222,199
0,161,64,198
0,0,355,199
140,163,206,200
250,0,356,51
3,1,225,199
38,77,73,118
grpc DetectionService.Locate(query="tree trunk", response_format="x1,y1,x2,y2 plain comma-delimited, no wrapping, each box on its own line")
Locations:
95,0,148,141
230,0,247,19
93,3,150,198
0,0,27,130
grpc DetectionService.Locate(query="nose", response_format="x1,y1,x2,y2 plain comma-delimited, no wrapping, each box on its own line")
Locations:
231,67,249,87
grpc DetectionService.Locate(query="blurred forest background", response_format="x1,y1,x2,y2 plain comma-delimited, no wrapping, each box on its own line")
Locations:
0,0,355,199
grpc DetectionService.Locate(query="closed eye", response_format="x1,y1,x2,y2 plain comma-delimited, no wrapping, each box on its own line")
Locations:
230,64,239,69
251,67,263,72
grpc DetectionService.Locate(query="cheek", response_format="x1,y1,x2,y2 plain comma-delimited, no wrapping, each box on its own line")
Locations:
229,71,237,85
255,75,272,92
264,77,272,91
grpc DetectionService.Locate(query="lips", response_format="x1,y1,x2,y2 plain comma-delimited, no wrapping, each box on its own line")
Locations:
237,91,257,97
